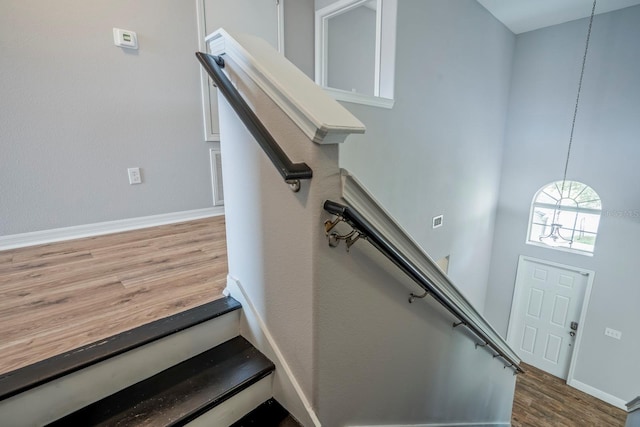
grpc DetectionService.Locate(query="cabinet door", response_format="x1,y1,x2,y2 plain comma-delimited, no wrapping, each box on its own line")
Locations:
197,0,282,141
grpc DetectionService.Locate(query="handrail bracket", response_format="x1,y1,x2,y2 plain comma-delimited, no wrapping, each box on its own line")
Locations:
409,290,429,304
324,216,364,252
286,179,301,193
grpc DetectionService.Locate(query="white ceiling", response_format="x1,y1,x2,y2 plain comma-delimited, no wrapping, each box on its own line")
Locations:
477,0,640,34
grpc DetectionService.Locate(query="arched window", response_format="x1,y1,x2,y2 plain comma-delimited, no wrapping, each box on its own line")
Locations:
527,181,602,255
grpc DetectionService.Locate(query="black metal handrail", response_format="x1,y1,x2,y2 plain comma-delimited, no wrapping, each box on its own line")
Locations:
196,52,312,191
323,199,524,374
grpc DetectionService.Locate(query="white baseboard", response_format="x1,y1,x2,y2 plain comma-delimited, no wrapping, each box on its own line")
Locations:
347,423,510,427
225,275,321,427
567,379,628,410
0,207,224,251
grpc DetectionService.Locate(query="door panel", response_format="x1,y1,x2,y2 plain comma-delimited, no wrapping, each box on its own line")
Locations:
527,288,543,318
508,257,589,379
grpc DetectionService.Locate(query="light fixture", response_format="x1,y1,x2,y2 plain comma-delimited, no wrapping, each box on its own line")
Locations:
539,0,597,247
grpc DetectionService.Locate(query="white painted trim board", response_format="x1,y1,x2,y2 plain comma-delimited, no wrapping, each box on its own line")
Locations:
567,379,628,411
347,422,511,427
206,28,365,146
185,374,273,427
628,396,640,412
0,207,224,251
225,275,321,427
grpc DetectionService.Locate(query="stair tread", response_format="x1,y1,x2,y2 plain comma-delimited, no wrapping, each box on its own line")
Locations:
47,336,275,426
230,398,303,427
0,296,241,401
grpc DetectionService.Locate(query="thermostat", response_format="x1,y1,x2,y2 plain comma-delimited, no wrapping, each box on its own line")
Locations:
113,28,138,50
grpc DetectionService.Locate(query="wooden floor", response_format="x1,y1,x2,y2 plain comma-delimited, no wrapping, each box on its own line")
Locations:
512,363,627,427
1,218,630,426
0,217,227,375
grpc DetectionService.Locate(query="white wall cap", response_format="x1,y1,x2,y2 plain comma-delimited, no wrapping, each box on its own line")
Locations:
205,28,365,145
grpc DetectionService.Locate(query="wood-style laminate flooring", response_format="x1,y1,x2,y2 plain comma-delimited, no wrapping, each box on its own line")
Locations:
0,216,227,375
512,362,627,426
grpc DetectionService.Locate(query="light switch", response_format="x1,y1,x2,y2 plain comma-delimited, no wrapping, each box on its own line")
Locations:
113,28,138,50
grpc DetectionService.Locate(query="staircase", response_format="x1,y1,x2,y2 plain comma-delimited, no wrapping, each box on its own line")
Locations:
0,297,302,426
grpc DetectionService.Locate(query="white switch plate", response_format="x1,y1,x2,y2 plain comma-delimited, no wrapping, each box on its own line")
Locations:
604,327,622,340
113,28,138,50
128,168,142,185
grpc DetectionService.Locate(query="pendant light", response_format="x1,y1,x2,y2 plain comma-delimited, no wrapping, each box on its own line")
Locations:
539,0,597,246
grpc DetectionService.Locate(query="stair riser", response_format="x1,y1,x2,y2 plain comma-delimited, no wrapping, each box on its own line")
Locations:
0,310,240,426
186,374,273,427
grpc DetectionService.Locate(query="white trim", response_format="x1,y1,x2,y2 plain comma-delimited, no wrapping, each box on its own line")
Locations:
506,256,594,383
209,148,225,206
0,207,224,251
373,0,383,97
525,240,594,257
196,0,220,142
567,379,628,410
340,170,521,366
277,0,285,54
206,29,365,145
324,87,395,109
315,0,397,108
225,275,321,427
627,396,640,412
185,375,273,427
196,0,285,142
347,423,510,427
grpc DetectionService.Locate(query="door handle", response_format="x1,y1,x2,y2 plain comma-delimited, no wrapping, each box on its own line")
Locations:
569,331,576,337
570,321,579,331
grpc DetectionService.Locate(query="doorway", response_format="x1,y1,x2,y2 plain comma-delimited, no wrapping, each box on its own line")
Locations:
506,256,594,380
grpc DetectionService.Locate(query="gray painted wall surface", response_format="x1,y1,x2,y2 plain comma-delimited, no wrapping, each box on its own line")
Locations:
203,0,278,47
327,6,376,95
284,0,315,78
0,0,213,235
317,233,517,426
213,15,517,425
485,6,640,402
337,0,515,311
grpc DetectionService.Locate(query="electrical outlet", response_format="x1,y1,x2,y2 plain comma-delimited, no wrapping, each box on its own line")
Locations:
128,168,142,185
604,327,622,340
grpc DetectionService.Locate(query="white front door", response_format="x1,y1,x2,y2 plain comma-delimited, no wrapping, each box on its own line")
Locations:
507,256,592,379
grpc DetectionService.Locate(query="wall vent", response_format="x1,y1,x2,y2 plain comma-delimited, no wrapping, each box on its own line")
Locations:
432,214,443,229
209,149,224,206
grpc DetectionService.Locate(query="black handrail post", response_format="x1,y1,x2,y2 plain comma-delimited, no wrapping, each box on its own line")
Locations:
195,52,312,192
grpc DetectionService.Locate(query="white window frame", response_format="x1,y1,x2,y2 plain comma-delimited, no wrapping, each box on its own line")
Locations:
526,181,602,256
315,0,397,109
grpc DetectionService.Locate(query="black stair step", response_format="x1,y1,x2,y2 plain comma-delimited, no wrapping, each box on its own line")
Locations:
0,296,241,401
47,336,275,427
230,398,303,427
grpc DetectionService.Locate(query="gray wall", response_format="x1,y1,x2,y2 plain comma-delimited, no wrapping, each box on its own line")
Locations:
317,232,517,426
0,0,214,235
485,6,640,402
284,0,315,78
337,0,515,310
327,6,376,95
